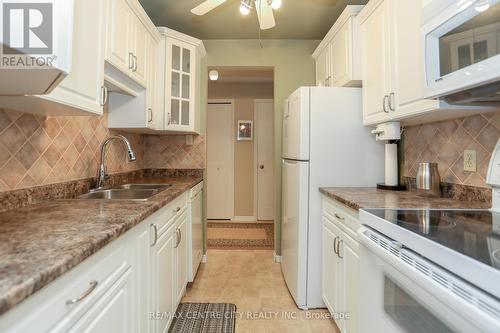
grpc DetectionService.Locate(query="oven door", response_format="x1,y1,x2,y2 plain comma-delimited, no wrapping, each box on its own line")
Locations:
358,227,500,333
422,0,500,99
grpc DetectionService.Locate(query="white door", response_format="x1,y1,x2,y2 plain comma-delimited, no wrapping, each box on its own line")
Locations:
341,236,359,333
315,47,329,86
67,271,134,333
207,103,234,219
281,159,309,308
322,221,338,314
153,226,175,333
175,212,188,305
42,0,105,115
105,0,132,74
255,100,275,221
332,20,351,87
165,40,196,132
130,17,148,87
282,88,310,161
360,0,392,125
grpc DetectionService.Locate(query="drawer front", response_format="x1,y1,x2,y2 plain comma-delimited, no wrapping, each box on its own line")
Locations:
190,181,203,199
1,233,132,333
156,192,188,236
322,197,360,240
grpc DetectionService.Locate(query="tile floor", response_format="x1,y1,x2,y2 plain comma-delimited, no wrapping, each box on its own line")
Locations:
182,250,340,333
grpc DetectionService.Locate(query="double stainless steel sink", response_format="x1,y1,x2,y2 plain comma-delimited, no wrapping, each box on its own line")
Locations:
77,184,171,201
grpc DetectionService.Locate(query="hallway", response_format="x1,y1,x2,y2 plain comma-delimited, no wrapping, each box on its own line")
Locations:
182,250,339,332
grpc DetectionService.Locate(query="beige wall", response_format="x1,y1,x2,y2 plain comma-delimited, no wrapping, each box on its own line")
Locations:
201,40,319,254
208,82,273,217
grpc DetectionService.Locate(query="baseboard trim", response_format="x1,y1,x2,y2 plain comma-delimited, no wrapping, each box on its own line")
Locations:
274,252,282,263
231,216,256,222
201,254,208,263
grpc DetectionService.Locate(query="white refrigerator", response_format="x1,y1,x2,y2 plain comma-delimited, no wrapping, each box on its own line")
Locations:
281,87,384,309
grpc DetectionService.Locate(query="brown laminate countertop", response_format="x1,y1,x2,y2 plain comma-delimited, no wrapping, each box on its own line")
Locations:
319,187,491,211
0,175,202,316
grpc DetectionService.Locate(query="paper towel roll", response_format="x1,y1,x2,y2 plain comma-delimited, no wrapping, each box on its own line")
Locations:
385,144,398,186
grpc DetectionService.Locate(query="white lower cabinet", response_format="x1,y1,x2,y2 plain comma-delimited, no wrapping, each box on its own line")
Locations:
0,189,196,333
66,269,134,333
322,197,360,333
174,212,188,306
151,223,176,333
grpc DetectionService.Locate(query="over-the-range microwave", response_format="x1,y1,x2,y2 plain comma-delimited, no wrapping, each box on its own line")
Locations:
422,0,500,105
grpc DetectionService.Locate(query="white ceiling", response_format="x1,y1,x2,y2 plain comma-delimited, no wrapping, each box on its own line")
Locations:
138,0,368,40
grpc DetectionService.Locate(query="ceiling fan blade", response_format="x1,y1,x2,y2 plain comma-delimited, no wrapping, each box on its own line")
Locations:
191,0,227,15
255,0,276,30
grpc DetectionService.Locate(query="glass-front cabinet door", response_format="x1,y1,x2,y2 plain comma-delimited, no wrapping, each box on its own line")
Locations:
165,39,196,132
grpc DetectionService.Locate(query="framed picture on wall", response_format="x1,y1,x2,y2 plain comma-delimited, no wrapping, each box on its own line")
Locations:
237,120,253,141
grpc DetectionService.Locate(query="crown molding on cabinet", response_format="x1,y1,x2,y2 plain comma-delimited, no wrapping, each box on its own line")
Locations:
157,27,207,57
312,5,365,59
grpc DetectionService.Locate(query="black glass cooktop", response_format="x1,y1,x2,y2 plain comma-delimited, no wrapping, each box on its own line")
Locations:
366,209,500,270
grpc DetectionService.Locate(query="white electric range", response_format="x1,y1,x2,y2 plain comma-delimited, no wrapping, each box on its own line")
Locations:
357,139,500,333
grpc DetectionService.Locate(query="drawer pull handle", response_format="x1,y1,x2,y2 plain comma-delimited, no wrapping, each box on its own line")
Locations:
334,213,345,221
66,280,98,305
173,207,181,214
151,224,158,247
174,229,180,248
337,240,344,259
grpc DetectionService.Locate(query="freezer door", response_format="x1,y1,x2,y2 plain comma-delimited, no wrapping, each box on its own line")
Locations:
283,88,310,161
281,159,309,308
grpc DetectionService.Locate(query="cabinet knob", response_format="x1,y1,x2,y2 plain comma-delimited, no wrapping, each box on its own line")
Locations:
259,165,264,170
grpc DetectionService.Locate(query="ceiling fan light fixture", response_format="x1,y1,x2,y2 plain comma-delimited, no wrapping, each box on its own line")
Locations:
268,0,282,10
240,0,252,15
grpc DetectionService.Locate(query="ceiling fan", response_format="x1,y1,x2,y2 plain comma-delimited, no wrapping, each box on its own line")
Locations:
191,0,282,30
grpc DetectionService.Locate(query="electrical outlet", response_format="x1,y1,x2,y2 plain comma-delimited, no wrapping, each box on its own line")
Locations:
464,150,477,172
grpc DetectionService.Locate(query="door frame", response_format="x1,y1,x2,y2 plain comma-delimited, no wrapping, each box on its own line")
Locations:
253,99,275,221
207,99,235,220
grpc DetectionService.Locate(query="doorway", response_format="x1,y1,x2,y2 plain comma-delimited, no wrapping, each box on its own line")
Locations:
205,67,275,250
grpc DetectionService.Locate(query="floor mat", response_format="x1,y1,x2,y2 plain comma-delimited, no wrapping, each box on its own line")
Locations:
168,303,236,333
207,222,274,250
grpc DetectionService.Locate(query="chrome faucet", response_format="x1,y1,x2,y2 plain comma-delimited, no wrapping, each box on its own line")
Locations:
96,135,136,189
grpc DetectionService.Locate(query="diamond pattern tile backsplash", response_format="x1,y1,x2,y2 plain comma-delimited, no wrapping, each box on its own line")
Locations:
143,134,205,169
402,112,500,188
0,108,206,192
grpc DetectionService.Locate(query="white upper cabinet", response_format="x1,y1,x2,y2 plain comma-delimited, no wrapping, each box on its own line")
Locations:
0,0,106,116
158,27,206,134
315,45,331,87
105,0,133,76
104,0,151,90
360,0,491,126
108,26,205,134
106,0,163,131
165,40,195,131
359,0,392,125
313,5,364,88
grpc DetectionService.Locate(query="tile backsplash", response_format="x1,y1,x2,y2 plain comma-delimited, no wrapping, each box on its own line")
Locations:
402,112,500,188
144,134,205,170
0,108,205,192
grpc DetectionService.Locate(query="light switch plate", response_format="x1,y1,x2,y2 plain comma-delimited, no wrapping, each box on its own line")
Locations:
464,150,477,172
